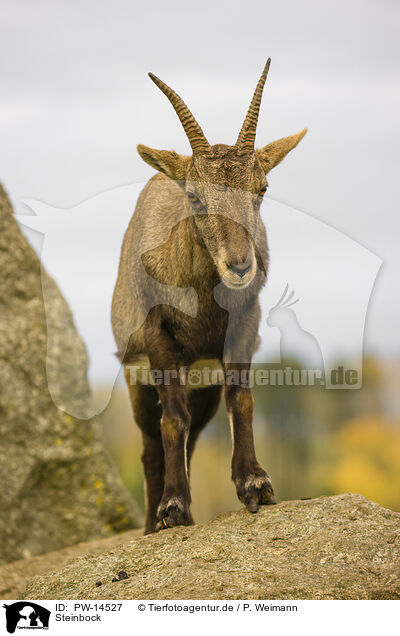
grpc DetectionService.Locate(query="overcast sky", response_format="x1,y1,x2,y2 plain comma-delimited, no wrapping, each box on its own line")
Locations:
1,0,400,384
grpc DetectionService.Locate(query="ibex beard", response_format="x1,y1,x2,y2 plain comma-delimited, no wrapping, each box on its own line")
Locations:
112,59,307,533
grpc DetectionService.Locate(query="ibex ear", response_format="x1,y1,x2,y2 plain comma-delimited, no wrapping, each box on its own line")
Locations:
137,145,191,181
256,128,307,173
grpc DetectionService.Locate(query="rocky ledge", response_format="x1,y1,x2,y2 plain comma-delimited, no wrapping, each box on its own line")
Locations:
23,494,400,600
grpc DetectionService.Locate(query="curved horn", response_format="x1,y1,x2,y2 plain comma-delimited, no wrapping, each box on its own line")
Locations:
236,58,271,154
148,72,210,154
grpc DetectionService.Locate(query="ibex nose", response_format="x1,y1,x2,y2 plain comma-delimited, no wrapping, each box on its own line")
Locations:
227,260,252,278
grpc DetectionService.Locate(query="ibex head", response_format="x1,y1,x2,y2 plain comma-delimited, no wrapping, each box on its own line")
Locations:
138,60,307,290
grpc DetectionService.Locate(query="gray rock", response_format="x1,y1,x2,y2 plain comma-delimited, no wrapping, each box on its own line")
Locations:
23,494,400,600
0,528,143,600
0,183,143,565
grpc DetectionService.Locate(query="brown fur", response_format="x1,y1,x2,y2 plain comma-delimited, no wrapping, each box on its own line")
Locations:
112,61,306,532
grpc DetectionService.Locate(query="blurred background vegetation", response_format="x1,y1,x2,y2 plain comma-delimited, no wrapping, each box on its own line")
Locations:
96,355,400,523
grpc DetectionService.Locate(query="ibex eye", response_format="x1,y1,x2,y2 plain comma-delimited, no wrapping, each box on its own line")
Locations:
259,187,267,197
187,193,201,205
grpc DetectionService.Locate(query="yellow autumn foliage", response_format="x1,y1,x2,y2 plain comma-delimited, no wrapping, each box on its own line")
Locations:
314,417,400,511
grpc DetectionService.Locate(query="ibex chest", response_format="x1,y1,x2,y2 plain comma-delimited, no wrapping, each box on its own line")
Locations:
166,292,229,362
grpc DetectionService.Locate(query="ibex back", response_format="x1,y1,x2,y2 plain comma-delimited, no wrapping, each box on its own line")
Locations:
112,59,307,533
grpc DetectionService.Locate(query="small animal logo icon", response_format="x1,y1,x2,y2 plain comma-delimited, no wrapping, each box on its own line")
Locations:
267,284,324,373
3,602,50,634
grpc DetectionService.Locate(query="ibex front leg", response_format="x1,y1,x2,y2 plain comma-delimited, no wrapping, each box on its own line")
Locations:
225,364,276,512
155,383,193,529
145,319,193,530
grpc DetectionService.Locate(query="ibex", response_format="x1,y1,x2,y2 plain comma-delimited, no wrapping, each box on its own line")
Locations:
112,59,307,533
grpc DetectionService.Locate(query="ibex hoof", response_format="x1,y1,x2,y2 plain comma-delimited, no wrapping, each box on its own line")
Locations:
155,496,193,530
235,471,276,513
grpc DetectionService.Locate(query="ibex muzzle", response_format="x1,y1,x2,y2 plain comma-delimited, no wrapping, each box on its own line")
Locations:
112,59,307,533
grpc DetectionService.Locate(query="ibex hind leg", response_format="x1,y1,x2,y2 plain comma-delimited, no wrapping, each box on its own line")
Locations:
187,385,223,473
123,371,164,534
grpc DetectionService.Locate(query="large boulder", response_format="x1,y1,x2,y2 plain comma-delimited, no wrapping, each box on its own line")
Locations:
0,183,142,565
23,494,400,600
